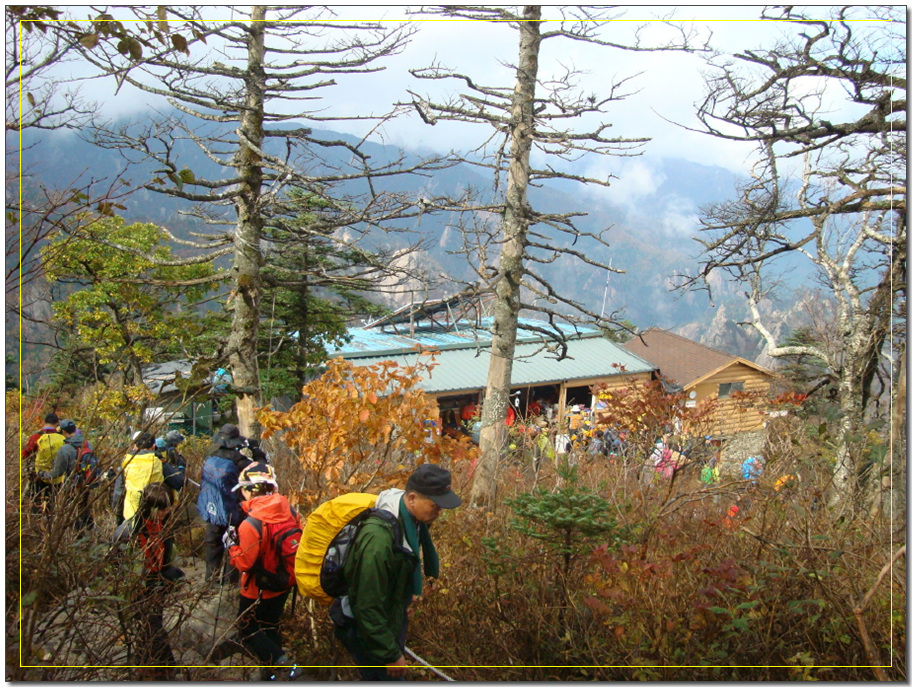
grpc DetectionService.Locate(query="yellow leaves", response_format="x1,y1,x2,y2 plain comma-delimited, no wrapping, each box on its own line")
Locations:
358,409,370,423
83,384,153,424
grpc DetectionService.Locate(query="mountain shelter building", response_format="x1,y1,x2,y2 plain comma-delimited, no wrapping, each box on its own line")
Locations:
329,297,656,428
623,328,776,436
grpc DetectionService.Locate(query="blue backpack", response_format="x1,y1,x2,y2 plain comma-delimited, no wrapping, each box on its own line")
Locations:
741,455,764,481
197,455,243,526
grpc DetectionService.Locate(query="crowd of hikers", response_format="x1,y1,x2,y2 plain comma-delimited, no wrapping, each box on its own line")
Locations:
21,407,784,680
21,413,463,681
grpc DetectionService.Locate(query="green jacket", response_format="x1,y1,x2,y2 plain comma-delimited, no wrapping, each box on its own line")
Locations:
343,512,417,665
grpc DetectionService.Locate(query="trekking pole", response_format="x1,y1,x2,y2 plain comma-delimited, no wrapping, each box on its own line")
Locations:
289,583,298,616
210,550,227,657
403,646,455,682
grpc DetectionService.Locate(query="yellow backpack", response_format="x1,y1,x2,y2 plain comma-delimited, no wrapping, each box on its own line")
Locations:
295,492,378,605
35,432,66,482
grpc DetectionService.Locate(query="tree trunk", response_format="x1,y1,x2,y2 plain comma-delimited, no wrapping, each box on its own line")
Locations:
227,5,266,439
832,247,904,510
830,373,863,510
470,6,541,507
892,343,906,528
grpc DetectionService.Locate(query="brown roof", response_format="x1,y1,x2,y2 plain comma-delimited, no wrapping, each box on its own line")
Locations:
623,328,768,388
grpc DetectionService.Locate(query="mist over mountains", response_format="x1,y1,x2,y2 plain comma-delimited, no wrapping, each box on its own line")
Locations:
14,119,808,368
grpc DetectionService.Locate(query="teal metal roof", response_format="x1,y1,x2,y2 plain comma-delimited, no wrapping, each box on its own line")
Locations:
331,333,656,395
335,317,597,359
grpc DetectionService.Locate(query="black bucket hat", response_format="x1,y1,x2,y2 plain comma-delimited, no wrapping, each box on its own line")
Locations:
406,463,462,509
213,423,245,449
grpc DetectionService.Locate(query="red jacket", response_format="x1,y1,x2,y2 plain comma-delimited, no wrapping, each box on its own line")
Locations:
228,492,301,600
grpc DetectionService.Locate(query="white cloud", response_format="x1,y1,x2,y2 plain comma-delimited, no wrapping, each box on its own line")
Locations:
38,7,813,175
593,159,667,208
658,195,701,237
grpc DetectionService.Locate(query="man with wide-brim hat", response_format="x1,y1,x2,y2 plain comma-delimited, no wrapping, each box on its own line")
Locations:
330,463,461,680
196,423,251,583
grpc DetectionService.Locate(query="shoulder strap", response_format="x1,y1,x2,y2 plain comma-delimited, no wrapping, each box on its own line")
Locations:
246,514,263,537
368,508,405,550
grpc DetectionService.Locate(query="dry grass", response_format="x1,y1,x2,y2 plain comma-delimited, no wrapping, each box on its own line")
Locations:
7,392,905,681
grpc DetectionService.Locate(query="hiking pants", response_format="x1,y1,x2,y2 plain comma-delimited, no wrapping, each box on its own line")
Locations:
238,591,290,665
73,489,94,533
331,601,408,681
132,579,176,669
29,479,55,513
204,524,239,584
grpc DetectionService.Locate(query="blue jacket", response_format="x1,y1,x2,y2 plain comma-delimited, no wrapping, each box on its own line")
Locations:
196,448,250,526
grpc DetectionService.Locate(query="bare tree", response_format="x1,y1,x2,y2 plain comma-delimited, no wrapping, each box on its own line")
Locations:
71,6,452,436
406,5,705,505
684,6,906,508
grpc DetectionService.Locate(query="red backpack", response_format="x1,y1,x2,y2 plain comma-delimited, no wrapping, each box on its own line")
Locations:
74,441,99,485
246,511,301,592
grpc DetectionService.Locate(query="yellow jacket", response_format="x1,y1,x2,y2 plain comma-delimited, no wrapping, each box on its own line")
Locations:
121,451,164,520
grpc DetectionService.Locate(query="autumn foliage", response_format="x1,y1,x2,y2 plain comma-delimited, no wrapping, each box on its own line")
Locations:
591,375,719,462
259,354,476,509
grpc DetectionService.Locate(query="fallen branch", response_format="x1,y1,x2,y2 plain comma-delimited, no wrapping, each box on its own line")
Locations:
853,545,905,681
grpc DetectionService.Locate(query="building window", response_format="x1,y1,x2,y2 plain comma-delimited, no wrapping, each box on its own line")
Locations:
718,381,744,398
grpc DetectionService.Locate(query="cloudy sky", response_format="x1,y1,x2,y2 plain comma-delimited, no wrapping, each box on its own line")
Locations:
41,4,881,194
54,6,808,173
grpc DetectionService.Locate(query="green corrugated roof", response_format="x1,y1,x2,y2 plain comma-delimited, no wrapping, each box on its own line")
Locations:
334,334,656,394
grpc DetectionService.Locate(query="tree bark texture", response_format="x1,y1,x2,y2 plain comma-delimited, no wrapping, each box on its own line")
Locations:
892,344,906,527
471,6,541,507
227,5,266,438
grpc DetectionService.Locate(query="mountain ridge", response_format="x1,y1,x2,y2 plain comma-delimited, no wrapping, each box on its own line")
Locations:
11,120,804,371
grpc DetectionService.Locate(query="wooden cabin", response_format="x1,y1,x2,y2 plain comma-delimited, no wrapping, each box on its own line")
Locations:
624,328,775,436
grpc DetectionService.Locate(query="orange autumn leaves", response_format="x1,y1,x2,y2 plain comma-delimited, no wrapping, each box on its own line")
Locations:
259,355,476,507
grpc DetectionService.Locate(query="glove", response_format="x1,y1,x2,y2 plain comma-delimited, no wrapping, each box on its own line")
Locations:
222,526,239,550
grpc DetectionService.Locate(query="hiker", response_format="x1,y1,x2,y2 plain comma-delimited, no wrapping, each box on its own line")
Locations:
112,482,185,679
650,436,676,479
530,421,555,474
22,412,65,510
459,399,478,423
151,432,187,501
37,419,96,532
113,432,165,525
221,462,303,680
587,429,607,457
741,454,765,483
197,423,251,583
330,463,462,680
162,430,187,470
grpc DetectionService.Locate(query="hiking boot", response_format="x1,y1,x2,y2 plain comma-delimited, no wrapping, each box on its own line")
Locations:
285,665,309,681
258,660,306,681
210,638,244,662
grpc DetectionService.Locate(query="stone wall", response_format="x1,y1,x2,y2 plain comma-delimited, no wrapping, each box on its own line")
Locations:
719,428,767,479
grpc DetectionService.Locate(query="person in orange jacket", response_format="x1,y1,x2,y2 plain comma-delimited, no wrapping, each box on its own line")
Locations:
222,462,304,680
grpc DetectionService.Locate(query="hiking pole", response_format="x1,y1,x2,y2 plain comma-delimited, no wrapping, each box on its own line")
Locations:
403,646,455,682
210,547,227,658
